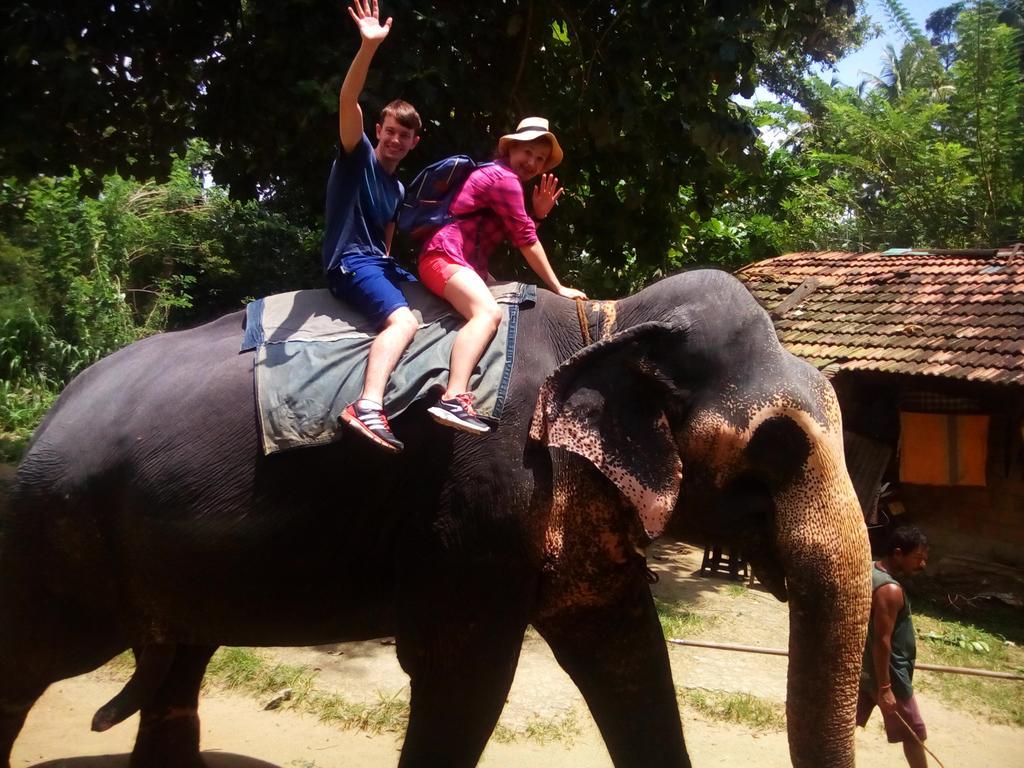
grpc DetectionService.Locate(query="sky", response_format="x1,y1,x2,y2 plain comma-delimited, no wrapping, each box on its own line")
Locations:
823,0,955,87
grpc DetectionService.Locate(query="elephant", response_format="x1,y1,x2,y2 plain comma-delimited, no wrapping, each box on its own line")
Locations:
2,268,871,768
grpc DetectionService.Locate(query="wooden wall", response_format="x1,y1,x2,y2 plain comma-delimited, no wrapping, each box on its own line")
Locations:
832,372,1024,566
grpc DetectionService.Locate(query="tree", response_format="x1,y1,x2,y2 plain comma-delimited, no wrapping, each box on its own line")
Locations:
947,0,1024,244
720,0,1023,255
859,42,953,101
0,1,236,187
926,1,968,68
872,0,949,93
928,0,1024,69
753,82,976,251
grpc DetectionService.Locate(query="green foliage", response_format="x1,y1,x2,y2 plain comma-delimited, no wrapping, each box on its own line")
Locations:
858,42,953,101
0,3,233,187
108,646,582,745
0,378,56,462
915,611,1012,667
1,148,218,388
921,629,991,653
722,0,1024,256
311,690,409,735
0,142,317,461
806,88,977,247
948,0,1024,244
877,0,949,85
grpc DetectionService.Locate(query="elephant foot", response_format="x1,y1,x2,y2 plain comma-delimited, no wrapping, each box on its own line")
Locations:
131,707,205,768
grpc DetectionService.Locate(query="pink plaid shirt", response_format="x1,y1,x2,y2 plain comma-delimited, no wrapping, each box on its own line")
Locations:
418,161,538,277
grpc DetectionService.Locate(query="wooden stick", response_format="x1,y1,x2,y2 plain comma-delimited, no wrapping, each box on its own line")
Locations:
894,709,948,768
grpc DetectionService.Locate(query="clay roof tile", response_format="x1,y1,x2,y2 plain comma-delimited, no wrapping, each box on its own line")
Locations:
738,248,1024,384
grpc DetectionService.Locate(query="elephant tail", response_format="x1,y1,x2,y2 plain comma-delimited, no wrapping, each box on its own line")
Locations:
91,644,176,732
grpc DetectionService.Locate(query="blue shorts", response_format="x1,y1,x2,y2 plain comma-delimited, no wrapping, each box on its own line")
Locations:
327,255,417,329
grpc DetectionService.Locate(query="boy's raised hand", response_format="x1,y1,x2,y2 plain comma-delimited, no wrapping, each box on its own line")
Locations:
348,0,392,43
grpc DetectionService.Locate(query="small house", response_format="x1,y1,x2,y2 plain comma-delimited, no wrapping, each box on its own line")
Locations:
737,248,1024,568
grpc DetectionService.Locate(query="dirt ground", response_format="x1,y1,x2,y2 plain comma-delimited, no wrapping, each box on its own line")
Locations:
11,541,1024,768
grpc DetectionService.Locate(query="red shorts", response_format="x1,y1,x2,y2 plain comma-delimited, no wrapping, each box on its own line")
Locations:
856,688,927,743
418,250,479,298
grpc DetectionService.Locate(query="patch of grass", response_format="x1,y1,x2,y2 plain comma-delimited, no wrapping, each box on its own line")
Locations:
655,598,708,639
724,583,748,598
101,650,136,677
916,594,1024,647
523,710,580,744
678,688,785,731
917,673,1024,727
913,603,1024,727
309,689,409,734
492,711,580,745
204,647,316,700
204,648,407,733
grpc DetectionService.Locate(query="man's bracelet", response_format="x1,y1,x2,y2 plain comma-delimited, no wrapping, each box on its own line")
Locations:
879,683,892,690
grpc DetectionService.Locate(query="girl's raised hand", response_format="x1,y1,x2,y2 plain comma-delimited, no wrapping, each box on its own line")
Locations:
532,173,564,220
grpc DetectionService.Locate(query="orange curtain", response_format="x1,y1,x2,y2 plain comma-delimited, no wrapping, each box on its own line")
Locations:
899,412,989,486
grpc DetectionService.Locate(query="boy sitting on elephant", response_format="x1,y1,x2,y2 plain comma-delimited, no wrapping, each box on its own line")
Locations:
323,0,421,453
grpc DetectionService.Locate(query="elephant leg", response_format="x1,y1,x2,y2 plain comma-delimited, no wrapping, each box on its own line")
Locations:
131,644,217,768
396,623,525,768
94,644,176,732
536,576,690,768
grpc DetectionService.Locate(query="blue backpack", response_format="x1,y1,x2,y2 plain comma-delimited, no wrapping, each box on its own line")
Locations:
397,155,492,239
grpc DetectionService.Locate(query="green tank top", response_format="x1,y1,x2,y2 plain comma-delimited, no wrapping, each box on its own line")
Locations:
860,562,916,699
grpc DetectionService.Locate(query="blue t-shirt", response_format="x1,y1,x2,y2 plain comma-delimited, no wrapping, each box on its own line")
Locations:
322,134,405,275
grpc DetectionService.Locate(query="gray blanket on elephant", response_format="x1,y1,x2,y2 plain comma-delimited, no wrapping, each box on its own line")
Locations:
241,281,535,455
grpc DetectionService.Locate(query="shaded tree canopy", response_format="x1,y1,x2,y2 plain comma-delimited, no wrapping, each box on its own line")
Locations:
1,0,867,268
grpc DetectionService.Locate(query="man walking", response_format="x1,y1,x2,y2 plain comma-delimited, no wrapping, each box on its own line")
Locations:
857,525,930,767
324,0,421,453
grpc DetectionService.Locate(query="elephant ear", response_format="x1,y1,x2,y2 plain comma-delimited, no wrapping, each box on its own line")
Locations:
531,321,687,541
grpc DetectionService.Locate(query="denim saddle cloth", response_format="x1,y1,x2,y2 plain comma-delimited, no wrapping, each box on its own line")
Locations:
241,281,534,454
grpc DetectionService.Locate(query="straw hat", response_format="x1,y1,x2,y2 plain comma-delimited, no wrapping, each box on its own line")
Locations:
497,117,563,172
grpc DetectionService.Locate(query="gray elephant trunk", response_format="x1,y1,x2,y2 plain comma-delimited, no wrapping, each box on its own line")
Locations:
775,443,871,767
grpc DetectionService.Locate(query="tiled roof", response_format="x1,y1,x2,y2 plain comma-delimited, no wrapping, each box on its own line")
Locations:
735,248,1024,385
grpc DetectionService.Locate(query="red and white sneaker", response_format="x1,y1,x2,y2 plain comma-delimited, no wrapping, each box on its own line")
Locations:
339,402,404,453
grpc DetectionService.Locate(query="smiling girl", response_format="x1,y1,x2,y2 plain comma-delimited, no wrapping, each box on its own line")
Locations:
417,118,587,434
